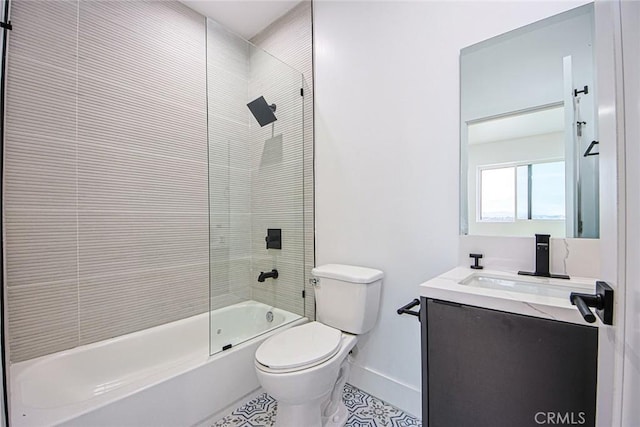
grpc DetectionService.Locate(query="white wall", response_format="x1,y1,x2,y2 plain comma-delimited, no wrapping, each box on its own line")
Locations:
620,1,640,424
314,0,593,416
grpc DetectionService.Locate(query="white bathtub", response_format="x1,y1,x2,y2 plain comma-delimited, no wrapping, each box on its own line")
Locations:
10,300,305,427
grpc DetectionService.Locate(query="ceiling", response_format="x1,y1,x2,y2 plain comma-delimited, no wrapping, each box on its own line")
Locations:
181,0,302,40
468,106,565,145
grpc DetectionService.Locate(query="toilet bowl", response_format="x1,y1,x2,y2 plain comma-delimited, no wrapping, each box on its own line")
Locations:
254,264,383,427
255,322,357,427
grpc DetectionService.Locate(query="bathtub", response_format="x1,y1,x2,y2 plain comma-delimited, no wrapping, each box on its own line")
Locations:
9,300,305,427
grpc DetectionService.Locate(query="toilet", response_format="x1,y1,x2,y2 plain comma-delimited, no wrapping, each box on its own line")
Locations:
254,264,383,427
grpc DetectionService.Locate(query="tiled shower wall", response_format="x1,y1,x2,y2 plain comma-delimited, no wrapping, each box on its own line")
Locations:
206,20,253,310
250,1,315,319
206,19,310,318
247,47,306,317
5,1,208,363
4,0,313,363
4,0,209,362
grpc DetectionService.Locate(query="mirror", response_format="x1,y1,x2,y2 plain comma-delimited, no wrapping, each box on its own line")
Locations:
460,3,598,238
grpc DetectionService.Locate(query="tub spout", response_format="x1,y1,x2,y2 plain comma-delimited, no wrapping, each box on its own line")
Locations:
258,269,278,282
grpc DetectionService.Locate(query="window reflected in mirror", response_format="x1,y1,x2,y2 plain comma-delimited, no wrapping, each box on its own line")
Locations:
478,161,565,224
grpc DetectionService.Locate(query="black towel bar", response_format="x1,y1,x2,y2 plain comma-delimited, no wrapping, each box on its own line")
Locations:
397,298,421,320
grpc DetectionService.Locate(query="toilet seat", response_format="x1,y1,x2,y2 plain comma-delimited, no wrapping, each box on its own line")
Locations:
255,322,342,373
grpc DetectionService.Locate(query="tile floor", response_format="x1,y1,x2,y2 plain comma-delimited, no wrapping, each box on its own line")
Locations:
212,383,422,427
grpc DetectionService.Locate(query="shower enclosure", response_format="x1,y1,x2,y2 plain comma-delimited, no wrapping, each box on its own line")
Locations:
0,1,310,424
206,19,306,355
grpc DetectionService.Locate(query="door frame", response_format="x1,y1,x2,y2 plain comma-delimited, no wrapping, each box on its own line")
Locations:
619,1,640,424
594,1,627,426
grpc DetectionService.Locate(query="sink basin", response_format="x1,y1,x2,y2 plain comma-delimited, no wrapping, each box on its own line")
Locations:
420,267,602,326
459,274,593,299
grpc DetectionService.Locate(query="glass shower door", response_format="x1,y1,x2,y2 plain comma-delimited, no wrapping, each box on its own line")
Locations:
0,0,9,423
206,19,305,356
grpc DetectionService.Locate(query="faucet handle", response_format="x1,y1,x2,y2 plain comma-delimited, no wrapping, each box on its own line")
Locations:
469,253,483,270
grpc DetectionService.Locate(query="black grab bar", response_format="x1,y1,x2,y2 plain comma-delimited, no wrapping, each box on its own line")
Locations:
397,299,420,319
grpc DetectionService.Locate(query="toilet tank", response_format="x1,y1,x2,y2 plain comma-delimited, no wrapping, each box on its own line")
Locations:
311,264,383,334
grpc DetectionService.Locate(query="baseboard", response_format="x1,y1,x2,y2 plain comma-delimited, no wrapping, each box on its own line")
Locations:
348,362,422,419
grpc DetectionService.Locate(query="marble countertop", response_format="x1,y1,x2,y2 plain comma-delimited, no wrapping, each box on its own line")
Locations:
419,267,602,327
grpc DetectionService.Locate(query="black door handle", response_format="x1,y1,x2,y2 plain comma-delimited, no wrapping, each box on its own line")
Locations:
571,295,597,323
569,281,613,325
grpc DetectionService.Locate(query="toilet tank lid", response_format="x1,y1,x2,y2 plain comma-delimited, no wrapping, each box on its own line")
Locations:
312,264,384,284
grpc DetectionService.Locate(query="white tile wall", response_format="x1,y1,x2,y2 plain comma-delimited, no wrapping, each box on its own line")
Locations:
247,45,305,317
5,0,209,362
251,1,314,319
78,263,209,345
5,210,78,288
4,131,77,210
5,54,77,142
76,1,209,355
4,0,313,362
207,14,311,320
7,280,79,360
7,0,78,70
77,76,207,163
206,19,253,308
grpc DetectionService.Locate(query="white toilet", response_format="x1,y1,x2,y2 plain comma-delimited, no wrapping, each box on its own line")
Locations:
254,264,383,427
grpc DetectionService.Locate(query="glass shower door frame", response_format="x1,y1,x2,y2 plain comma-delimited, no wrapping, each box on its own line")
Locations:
0,0,11,424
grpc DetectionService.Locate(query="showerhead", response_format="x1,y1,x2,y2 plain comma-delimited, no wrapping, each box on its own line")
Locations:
247,96,277,127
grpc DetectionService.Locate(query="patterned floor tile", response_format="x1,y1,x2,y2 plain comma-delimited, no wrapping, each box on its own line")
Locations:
211,393,276,427
211,383,421,427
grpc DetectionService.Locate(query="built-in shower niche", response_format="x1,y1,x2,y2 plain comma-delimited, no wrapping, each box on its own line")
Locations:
206,19,306,356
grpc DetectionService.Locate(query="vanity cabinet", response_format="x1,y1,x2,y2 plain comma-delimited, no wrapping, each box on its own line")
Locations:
420,297,598,427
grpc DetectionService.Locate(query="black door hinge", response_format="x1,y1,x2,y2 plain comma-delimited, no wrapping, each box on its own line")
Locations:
0,21,12,31
300,88,304,97
302,290,306,298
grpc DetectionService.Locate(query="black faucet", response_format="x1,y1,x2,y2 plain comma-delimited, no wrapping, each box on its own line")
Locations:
258,269,279,282
518,234,570,279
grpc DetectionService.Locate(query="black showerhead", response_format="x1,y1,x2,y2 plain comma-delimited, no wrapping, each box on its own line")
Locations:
247,96,277,127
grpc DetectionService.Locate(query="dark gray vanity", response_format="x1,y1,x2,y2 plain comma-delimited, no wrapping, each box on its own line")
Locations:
420,297,598,427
